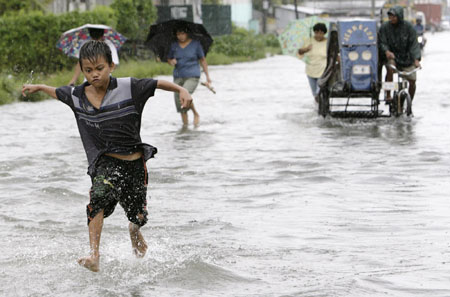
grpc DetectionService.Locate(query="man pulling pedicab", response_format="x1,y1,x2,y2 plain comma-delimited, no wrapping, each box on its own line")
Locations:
379,6,422,102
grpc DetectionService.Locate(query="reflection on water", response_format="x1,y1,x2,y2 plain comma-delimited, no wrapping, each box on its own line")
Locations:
1,32,450,297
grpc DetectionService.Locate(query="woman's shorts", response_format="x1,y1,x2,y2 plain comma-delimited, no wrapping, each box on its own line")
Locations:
174,77,200,113
87,155,148,227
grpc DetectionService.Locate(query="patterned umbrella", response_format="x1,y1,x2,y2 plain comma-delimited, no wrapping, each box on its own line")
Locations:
278,16,329,62
56,24,127,58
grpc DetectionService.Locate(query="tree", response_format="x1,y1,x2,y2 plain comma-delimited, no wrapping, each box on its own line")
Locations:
111,0,157,42
0,0,51,16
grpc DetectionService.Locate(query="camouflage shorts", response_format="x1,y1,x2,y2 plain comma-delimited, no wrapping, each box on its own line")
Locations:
87,155,148,227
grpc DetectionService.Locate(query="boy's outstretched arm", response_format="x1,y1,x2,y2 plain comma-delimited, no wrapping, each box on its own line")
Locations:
157,80,192,109
22,84,57,99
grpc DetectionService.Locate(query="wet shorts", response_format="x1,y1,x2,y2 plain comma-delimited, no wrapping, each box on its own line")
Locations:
87,155,148,227
174,77,199,113
397,64,417,81
387,60,417,81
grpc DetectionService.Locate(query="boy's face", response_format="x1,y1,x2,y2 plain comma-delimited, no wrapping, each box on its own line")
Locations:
81,56,114,88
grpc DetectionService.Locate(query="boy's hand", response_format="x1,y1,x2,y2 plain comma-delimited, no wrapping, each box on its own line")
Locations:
21,84,40,97
21,84,57,99
168,59,177,66
179,88,192,109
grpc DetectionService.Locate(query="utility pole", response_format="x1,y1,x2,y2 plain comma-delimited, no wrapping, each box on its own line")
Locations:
294,0,299,19
263,0,269,33
371,0,375,18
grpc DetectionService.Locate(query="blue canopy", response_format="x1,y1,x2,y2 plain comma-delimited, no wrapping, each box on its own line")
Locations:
338,20,377,46
337,20,378,91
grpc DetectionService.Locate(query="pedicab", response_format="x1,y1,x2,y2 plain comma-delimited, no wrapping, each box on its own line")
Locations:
317,20,418,118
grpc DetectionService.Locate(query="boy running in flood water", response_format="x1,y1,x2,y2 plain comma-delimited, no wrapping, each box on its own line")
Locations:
21,40,192,272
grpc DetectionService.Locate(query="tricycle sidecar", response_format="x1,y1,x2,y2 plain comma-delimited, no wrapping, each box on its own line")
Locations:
318,20,383,118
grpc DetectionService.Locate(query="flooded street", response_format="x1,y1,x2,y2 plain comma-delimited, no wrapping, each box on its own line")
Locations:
1,31,450,297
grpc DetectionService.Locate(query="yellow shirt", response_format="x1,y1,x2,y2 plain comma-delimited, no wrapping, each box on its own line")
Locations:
304,38,327,78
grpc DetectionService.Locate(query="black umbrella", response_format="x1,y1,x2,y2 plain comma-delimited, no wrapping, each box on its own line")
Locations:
146,19,213,62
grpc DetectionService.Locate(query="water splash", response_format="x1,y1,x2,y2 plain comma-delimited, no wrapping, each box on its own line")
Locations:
26,70,34,84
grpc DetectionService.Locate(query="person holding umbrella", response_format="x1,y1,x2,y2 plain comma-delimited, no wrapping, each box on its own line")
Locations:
68,27,120,86
297,23,328,102
167,23,212,127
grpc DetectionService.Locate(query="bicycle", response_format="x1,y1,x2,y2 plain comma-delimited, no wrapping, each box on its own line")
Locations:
383,64,421,117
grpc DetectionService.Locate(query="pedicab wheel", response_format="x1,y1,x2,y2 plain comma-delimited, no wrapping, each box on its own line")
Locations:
403,93,412,116
391,92,411,117
318,90,329,117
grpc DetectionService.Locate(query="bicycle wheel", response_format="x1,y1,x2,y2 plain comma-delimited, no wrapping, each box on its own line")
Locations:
390,91,400,116
400,92,412,116
400,92,412,117
392,91,412,117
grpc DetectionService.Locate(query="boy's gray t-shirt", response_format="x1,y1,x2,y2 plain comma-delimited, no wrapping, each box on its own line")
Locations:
168,39,205,78
55,77,158,176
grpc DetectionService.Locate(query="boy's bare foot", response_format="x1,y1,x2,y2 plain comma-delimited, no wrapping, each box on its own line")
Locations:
193,113,200,126
77,255,99,272
129,223,148,258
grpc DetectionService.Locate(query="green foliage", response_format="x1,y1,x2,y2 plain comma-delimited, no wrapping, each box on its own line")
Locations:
206,52,255,64
0,6,115,74
0,74,16,104
113,59,172,78
0,0,51,16
263,33,282,48
111,0,157,42
210,25,280,59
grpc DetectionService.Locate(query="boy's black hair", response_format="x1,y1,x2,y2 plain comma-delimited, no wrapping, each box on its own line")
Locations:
88,28,105,40
313,23,327,34
79,40,113,70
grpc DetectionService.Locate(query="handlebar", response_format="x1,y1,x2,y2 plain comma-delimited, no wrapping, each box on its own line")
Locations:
387,64,421,77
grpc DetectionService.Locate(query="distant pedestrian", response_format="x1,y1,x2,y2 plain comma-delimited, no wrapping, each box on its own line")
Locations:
167,24,211,126
298,23,328,102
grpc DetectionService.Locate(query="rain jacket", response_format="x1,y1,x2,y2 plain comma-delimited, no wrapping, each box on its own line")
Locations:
379,6,421,67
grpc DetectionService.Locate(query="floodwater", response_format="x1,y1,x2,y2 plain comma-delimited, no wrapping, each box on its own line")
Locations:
1,32,450,297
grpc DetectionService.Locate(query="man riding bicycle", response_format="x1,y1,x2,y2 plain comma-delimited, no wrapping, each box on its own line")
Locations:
379,6,421,102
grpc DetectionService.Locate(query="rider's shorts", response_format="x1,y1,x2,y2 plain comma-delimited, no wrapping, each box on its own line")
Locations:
398,65,417,81
387,59,417,81
87,155,149,227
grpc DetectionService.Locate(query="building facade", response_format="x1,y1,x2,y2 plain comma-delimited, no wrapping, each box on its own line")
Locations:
49,0,252,29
